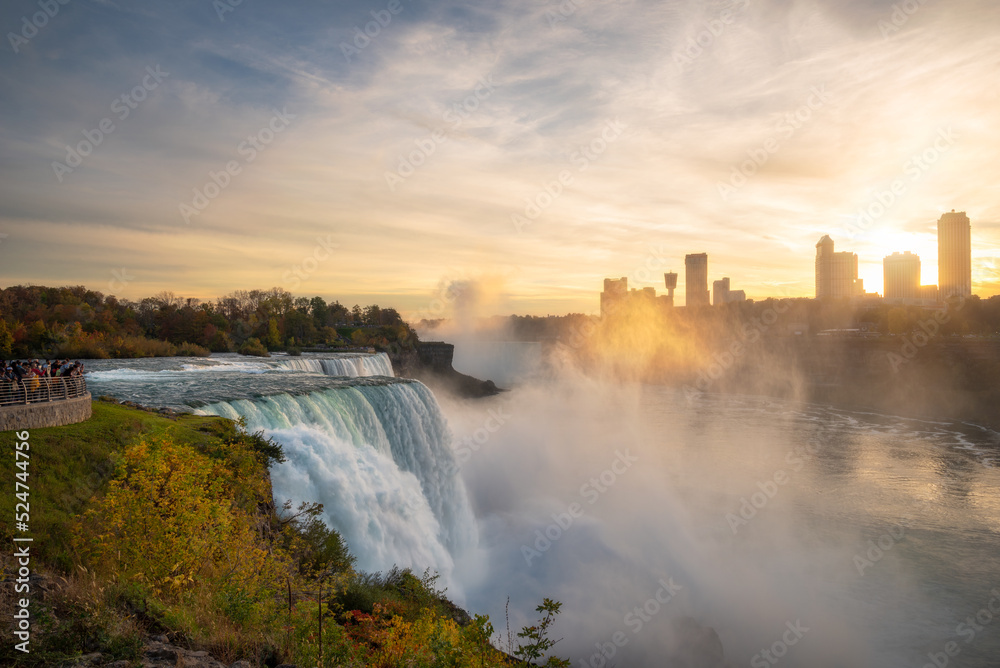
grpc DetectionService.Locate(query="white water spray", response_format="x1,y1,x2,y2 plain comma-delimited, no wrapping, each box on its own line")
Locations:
197,381,476,591
279,352,394,377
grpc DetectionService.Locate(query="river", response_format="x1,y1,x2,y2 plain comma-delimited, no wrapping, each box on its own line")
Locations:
84,351,1000,667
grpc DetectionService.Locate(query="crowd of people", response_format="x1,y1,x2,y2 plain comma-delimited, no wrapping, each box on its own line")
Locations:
1,359,86,405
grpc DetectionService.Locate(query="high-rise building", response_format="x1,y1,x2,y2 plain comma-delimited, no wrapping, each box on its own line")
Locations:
883,251,920,302
713,277,747,305
815,235,861,299
685,253,709,307
937,210,971,299
600,278,661,315
713,277,730,306
600,277,628,316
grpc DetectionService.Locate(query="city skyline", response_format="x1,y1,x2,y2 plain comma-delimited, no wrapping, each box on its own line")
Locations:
1,1,999,318
603,209,977,309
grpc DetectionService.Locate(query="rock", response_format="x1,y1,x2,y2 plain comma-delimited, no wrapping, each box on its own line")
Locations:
65,652,102,667
663,617,729,668
141,639,228,668
143,643,178,662
229,662,253,668
106,661,134,668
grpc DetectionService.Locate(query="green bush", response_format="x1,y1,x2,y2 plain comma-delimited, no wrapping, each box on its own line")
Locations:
277,501,354,577
53,338,111,359
238,337,270,357
176,342,211,357
334,567,446,622
208,331,235,352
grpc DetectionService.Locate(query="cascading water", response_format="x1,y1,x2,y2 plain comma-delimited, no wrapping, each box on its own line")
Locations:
279,352,394,377
196,381,476,590
83,351,1000,666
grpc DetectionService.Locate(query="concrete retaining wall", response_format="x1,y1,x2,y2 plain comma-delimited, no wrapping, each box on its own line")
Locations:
0,394,92,432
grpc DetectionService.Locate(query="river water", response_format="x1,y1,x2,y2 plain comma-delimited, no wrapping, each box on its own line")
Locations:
83,351,1000,667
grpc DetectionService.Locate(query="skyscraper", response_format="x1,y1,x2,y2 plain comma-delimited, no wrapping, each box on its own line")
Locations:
883,251,920,302
600,277,628,316
937,210,971,299
713,277,730,306
685,253,709,307
815,235,860,299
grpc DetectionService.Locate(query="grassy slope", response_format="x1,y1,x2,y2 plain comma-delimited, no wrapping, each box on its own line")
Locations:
0,401,555,667
0,402,230,570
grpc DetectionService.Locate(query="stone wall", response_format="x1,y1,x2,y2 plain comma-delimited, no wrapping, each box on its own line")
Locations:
0,394,92,432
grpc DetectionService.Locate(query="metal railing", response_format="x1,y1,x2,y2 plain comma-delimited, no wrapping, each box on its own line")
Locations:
0,375,89,407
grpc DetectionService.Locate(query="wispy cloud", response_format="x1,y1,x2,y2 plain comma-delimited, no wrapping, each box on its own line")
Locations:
1,0,997,311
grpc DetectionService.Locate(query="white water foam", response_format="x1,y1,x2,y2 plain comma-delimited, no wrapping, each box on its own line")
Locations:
279,352,394,377
197,381,474,592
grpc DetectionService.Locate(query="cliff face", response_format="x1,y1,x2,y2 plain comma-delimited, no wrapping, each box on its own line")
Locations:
389,341,500,399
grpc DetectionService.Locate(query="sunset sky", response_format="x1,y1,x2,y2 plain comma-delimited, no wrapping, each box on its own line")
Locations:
1,0,998,315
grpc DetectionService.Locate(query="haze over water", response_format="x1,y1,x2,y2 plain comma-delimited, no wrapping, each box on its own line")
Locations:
8,0,999,662
86,350,1000,667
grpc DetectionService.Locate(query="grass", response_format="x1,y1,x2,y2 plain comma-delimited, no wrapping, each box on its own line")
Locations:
0,401,252,665
0,400,568,667
0,401,231,570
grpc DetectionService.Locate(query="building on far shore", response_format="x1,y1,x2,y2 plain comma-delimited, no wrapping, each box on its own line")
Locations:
713,277,747,305
938,210,972,299
713,277,729,306
815,235,863,299
685,253,710,307
664,272,677,307
600,277,628,317
883,251,920,302
600,277,658,316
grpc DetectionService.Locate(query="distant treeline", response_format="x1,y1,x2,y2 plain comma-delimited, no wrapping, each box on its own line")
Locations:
0,285,417,359
422,295,1000,341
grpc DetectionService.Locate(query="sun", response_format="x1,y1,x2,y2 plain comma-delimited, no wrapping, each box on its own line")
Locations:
854,228,940,296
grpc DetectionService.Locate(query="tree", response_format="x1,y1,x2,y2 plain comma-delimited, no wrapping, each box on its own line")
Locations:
328,301,350,324
363,304,382,326
207,329,234,353
380,307,403,326
283,309,316,344
266,317,282,350
513,598,570,667
0,320,12,357
28,320,52,353
310,296,328,327
887,307,910,335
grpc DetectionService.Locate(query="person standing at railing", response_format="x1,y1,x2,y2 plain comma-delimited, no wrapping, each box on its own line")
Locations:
40,361,53,399
10,361,27,402
0,359,87,404
26,361,42,400
2,365,16,405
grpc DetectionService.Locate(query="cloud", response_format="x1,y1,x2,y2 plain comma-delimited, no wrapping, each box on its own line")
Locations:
0,0,998,311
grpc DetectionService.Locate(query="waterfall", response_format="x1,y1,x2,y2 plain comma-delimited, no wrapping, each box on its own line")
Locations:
279,352,394,377
196,381,475,586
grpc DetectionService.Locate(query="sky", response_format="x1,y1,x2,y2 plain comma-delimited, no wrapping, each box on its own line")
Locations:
1,0,998,316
